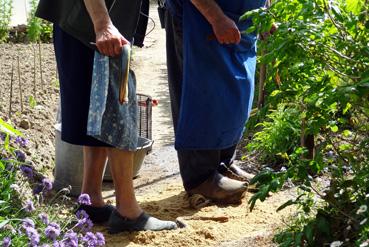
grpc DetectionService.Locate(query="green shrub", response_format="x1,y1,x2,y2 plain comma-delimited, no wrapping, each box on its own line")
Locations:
27,0,42,42
243,0,369,245
0,0,12,42
247,104,301,163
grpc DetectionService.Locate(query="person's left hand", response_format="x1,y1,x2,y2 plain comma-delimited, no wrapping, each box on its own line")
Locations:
210,15,241,45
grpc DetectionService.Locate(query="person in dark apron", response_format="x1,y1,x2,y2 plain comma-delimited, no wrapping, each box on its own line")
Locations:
36,0,177,232
165,0,266,203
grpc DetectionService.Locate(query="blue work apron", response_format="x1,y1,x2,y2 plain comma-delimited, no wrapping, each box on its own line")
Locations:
175,0,266,150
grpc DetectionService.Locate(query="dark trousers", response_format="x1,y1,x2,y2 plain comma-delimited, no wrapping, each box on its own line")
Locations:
165,11,237,191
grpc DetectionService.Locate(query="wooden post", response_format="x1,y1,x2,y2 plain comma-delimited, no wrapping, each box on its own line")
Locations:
17,56,23,112
38,41,43,91
257,51,267,109
8,63,14,119
33,45,37,99
0,60,2,108
257,0,271,109
300,114,315,159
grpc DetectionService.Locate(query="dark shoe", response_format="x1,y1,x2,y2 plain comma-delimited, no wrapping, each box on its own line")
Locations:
187,171,247,204
108,210,177,234
219,163,259,193
220,163,254,184
76,204,115,224
219,163,249,183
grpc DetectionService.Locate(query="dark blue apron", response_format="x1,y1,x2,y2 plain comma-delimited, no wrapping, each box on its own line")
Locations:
175,0,266,150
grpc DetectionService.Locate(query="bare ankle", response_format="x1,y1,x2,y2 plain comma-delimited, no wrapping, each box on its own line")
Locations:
116,206,143,220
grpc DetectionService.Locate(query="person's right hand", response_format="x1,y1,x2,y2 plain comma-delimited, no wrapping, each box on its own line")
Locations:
95,23,129,57
211,15,241,45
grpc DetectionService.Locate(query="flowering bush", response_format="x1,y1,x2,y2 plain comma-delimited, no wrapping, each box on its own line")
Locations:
0,119,105,246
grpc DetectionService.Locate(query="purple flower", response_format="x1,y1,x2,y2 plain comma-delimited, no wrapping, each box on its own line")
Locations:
39,213,49,225
25,227,40,246
82,232,97,247
95,232,105,246
53,241,65,247
77,194,91,205
24,200,35,212
15,136,29,147
22,218,35,228
75,218,93,233
63,230,78,247
14,150,26,162
1,237,11,247
75,210,89,220
20,165,34,179
45,222,61,240
5,161,14,171
33,184,43,195
53,241,64,247
42,178,53,191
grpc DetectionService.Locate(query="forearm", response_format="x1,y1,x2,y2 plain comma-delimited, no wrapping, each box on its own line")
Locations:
190,0,226,26
83,0,111,33
190,0,240,44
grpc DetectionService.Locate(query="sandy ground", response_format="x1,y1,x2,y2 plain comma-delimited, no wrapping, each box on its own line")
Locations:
0,3,296,247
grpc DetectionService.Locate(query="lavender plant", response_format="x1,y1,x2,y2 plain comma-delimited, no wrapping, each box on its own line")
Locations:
0,119,106,247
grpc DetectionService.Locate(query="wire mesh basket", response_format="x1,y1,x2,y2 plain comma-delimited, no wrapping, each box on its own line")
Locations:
137,93,152,141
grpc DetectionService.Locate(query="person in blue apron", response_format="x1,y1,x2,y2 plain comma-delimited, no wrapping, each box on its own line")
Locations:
36,0,177,233
165,0,266,203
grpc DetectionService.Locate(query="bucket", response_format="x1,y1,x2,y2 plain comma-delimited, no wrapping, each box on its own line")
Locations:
53,94,154,196
103,137,153,181
54,123,153,196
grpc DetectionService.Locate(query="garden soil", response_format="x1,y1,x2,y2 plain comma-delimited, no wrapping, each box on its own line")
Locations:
0,5,295,247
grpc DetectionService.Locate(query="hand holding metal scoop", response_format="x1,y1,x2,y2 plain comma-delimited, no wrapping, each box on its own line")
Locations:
119,44,131,105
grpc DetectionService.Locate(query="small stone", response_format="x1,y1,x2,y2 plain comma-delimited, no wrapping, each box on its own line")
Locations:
19,119,30,129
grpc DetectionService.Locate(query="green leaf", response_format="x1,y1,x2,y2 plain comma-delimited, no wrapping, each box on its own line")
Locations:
339,143,352,151
343,102,352,114
330,125,338,132
4,134,10,151
28,95,37,108
304,223,314,244
277,199,295,212
342,130,352,137
250,170,274,185
270,90,281,97
346,0,363,14
0,219,10,229
0,118,22,136
316,215,330,236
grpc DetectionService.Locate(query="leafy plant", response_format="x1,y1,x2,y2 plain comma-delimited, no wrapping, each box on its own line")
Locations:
242,0,369,246
247,104,301,163
0,0,12,42
27,0,42,42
